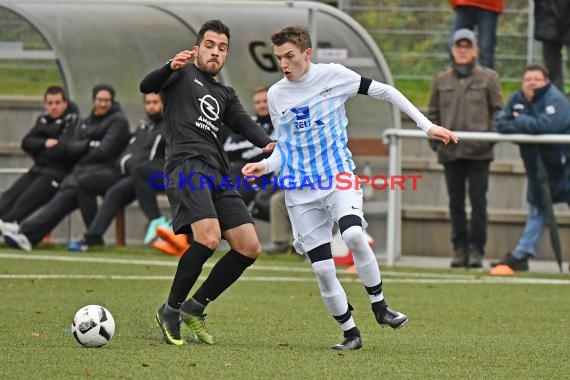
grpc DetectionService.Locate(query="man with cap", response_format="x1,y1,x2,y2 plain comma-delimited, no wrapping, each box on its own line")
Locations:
427,28,503,268
4,83,130,251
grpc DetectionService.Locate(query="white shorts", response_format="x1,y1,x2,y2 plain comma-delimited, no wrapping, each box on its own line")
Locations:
285,179,367,254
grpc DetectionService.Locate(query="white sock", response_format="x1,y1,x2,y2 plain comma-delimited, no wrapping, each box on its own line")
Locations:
342,226,384,303
311,259,349,317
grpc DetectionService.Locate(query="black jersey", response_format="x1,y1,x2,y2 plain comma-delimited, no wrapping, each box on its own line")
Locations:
140,63,272,174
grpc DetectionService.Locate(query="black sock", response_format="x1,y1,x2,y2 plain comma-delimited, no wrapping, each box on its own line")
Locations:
371,299,388,313
344,326,360,339
192,250,255,306
167,241,214,309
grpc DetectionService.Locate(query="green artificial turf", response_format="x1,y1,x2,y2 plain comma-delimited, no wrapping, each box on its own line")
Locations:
1,246,569,379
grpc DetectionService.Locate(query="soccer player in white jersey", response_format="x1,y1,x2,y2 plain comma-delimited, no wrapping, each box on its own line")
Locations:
243,25,458,350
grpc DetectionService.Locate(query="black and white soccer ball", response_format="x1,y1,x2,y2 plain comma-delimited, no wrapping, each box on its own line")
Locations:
71,305,115,347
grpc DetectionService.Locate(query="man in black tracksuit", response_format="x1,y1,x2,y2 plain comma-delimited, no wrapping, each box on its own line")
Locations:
0,86,80,232
140,20,274,346
3,84,130,250
223,86,276,207
68,93,167,251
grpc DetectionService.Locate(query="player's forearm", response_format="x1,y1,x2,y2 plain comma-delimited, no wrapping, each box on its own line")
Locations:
368,80,432,134
140,62,174,94
262,148,282,174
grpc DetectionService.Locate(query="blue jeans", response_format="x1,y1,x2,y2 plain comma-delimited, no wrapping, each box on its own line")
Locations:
514,204,546,259
453,6,499,69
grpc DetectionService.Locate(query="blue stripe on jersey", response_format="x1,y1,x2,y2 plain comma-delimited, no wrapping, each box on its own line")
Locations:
327,97,346,173
304,111,319,184
293,121,306,179
315,97,333,180
277,116,290,177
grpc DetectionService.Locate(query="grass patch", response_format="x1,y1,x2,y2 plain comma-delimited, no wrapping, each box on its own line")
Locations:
1,246,569,379
0,65,62,96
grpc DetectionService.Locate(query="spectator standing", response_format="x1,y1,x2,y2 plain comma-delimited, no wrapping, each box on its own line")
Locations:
428,29,503,268
449,0,504,69
534,0,570,93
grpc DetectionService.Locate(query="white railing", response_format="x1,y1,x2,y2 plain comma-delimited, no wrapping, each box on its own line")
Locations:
382,128,570,267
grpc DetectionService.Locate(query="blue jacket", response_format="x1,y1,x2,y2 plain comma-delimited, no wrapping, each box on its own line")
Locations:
496,83,570,207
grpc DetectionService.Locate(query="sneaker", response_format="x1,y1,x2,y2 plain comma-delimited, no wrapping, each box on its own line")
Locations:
331,335,362,351
68,240,89,252
451,248,468,268
144,216,170,245
0,220,20,235
375,307,408,329
468,248,484,269
180,311,214,345
155,304,184,346
490,252,529,272
3,231,31,251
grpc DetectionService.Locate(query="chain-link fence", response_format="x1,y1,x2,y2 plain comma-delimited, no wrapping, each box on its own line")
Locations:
0,1,567,86
338,0,560,84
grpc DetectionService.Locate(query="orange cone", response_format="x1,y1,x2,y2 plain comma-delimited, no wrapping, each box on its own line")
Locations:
155,227,190,252
346,265,357,274
490,264,515,276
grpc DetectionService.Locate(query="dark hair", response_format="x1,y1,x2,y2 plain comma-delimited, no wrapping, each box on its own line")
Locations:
92,83,116,101
523,64,549,80
143,92,163,103
44,85,67,102
271,25,312,52
195,19,231,47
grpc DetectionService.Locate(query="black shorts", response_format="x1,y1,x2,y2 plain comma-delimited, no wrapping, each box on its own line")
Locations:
165,159,253,234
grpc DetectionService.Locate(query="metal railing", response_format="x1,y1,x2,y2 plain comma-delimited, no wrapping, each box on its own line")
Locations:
382,128,570,266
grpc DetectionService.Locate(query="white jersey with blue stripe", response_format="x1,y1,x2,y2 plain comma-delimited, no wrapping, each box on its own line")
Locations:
267,63,360,185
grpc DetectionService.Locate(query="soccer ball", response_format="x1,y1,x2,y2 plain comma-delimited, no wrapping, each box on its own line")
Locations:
71,305,115,347
331,230,375,266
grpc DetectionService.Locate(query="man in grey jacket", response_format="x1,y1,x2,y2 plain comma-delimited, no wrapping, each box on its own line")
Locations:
428,29,503,268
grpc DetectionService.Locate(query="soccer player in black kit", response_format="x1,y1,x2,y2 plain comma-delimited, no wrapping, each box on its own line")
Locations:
140,19,275,346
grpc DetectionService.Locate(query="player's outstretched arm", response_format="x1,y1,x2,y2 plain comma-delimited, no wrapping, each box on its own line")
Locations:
427,125,459,145
242,162,266,182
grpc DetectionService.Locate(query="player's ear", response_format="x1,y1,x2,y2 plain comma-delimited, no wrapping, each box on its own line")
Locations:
305,47,312,61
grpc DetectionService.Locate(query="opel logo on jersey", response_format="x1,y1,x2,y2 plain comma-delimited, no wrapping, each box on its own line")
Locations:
198,95,220,121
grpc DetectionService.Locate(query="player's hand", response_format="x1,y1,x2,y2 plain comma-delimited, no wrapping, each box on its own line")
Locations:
242,162,266,182
45,138,58,148
262,141,276,153
170,48,198,70
427,125,459,145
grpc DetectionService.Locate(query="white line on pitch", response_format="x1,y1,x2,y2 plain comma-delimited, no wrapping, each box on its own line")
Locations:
0,252,478,279
1,273,570,285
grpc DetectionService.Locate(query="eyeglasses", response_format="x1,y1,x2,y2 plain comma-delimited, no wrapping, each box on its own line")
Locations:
95,98,112,103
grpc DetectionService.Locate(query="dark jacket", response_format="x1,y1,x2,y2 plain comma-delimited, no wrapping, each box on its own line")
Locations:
534,0,570,45
118,114,166,176
21,101,81,180
496,83,570,207
428,63,503,163
63,102,130,189
223,114,275,164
